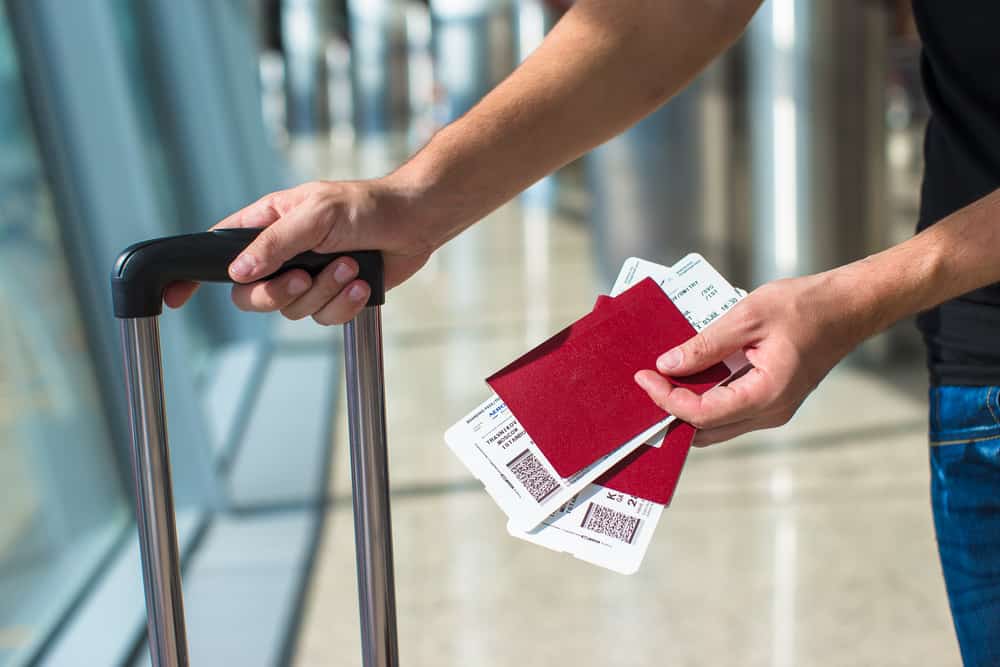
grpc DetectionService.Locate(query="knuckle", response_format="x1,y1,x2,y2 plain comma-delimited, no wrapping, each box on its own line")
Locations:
688,416,712,431
261,283,288,309
302,191,326,215
649,393,670,413
733,302,763,335
303,196,341,247
683,407,714,430
251,295,276,312
256,228,283,260
317,213,347,251
686,334,712,362
231,288,251,311
312,311,341,327
280,306,308,321
311,300,345,326
753,281,781,300
317,266,344,294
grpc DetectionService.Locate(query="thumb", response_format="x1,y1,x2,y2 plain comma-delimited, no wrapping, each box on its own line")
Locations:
228,204,330,283
656,314,747,376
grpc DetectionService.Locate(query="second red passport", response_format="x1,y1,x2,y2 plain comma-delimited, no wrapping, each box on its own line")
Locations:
592,297,696,506
486,277,729,483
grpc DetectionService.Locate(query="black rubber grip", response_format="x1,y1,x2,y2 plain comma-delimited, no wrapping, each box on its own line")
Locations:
110,229,384,318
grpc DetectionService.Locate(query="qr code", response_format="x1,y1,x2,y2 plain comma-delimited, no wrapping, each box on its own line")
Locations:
581,503,641,544
506,449,560,503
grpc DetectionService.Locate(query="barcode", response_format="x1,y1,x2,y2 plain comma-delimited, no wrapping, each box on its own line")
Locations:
506,449,560,503
581,503,641,544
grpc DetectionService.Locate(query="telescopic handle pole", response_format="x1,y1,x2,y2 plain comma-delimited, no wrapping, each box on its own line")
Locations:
120,316,188,667
111,230,391,667
344,306,399,667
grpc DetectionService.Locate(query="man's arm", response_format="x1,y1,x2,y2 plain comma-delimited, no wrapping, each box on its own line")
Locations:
165,0,762,320
393,0,762,247
637,187,1000,445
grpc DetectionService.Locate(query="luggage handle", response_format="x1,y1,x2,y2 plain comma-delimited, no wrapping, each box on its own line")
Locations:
111,228,385,318
111,230,398,667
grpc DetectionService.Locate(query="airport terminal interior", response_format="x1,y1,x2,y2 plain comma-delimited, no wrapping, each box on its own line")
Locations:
0,1,969,665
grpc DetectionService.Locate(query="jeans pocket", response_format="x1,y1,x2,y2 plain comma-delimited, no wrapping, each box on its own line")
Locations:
930,385,1000,444
931,437,1000,547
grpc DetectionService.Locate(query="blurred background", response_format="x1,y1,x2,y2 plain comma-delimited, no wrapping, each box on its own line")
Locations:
0,0,958,665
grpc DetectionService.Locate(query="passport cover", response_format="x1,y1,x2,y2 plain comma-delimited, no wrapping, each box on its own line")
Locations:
597,417,695,504
486,277,728,480
591,294,697,504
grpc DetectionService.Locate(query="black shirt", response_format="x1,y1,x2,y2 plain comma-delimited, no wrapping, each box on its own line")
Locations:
912,1,1000,385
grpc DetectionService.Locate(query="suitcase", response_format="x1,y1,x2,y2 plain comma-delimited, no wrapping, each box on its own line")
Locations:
111,229,399,667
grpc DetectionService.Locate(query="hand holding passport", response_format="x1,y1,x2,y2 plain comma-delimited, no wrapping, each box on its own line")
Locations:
445,255,750,573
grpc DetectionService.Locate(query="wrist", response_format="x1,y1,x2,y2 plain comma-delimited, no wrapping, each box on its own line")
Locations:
804,266,886,352
374,165,453,254
829,236,949,337
380,143,483,252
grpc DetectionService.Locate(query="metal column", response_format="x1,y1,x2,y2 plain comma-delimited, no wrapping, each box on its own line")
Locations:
746,0,890,286
282,0,331,135
348,0,410,138
585,56,738,284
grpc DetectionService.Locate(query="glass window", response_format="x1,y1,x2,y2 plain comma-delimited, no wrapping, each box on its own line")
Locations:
0,8,128,665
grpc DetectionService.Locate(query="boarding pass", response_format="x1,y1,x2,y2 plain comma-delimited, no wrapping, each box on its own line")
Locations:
445,254,748,573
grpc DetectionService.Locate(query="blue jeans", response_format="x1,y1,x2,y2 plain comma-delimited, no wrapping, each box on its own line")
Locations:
931,385,1000,665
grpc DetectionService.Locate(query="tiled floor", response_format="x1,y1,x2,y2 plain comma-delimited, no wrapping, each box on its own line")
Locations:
290,161,960,666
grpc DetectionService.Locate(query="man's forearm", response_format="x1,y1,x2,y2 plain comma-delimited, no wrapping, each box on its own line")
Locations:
835,187,1000,337
391,0,761,247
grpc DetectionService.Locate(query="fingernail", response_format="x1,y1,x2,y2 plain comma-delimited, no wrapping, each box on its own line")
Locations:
288,277,308,296
231,253,256,279
634,371,651,390
349,284,369,302
334,262,356,284
657,349,682,372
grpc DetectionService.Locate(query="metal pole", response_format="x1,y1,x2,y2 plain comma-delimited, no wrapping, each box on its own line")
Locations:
348,0,410,139
746,0,889,286
282,0,331,136
343,306,399,667
120,317,189,667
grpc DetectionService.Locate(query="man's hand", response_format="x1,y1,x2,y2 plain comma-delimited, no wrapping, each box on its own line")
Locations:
163,178,437,325
162,0,764,323
634,187,1000,447
634,271,878,446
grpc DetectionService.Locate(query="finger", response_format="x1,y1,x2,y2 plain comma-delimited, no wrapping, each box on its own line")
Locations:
163,281,200,309
281,257,359,320
691,412,785,446
230,269,311,312
228,202,330,283
212,191,286,230
312,279,370,326
656,304,759,376
635,367,775,430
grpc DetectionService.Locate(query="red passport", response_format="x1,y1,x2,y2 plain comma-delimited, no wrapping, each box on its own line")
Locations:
591,296,697,505
597,410,695,504
486,277,728,481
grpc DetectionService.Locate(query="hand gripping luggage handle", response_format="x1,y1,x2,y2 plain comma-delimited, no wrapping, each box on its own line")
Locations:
112,229,396,667
111,228,385,318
